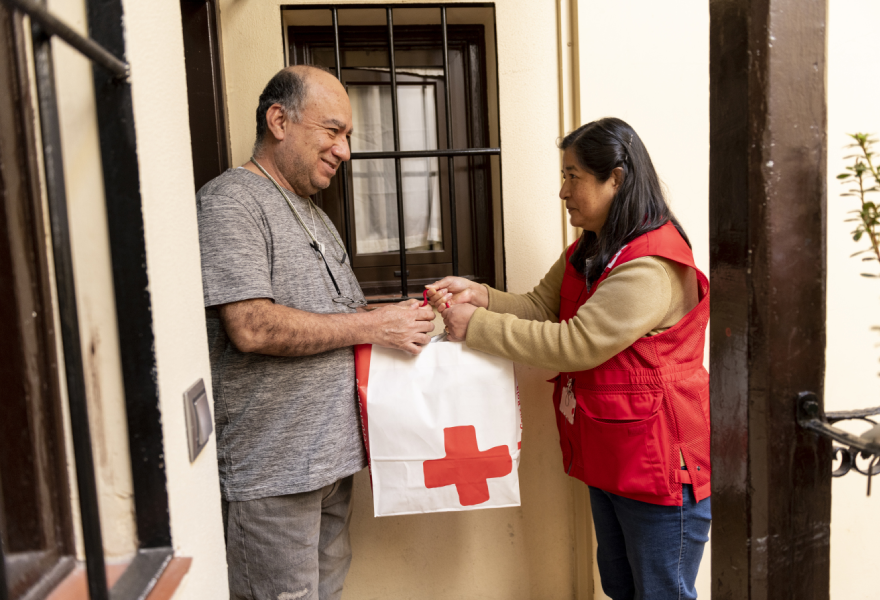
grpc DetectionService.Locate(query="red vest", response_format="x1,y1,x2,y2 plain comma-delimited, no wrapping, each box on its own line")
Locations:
553,222,710,506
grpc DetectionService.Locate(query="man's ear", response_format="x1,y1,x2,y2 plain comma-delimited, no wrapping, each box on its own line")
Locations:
611,166,625,191
265,104,287,142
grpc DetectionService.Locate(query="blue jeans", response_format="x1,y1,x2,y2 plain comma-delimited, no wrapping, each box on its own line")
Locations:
589,483,711,600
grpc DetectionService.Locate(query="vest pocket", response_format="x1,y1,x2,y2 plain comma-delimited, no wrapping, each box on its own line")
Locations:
575,397,669,497
578,388,664,421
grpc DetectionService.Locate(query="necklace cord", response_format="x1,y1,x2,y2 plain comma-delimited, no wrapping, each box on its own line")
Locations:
249,157,348,262
249,156,364,303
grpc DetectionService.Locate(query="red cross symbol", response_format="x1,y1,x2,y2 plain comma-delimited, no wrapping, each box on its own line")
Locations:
423,425,512,506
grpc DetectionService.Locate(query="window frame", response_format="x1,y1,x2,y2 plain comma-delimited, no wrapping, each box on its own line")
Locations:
286,5,501,301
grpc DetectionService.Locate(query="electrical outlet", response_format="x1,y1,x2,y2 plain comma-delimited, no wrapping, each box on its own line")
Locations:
183,378,212,462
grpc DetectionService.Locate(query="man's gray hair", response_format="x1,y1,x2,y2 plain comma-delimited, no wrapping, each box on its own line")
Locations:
252,65,331,155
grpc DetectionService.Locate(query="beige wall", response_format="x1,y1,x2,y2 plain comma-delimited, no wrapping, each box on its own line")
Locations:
121,0,229,596
576,1,710,276
48,0,138,562
218,0,584,598
826,1,880,598
46,0,229,593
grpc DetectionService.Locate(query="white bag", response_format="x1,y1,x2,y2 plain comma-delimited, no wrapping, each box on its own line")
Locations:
355,341,522,517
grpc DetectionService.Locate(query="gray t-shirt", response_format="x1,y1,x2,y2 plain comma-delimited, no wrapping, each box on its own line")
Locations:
197,168,367,501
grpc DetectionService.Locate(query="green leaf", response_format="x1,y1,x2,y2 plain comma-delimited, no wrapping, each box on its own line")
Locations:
860,273,878,278
837,173,851,179
854,231,864,241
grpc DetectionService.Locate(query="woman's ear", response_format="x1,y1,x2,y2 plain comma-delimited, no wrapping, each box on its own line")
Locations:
611,166,625,191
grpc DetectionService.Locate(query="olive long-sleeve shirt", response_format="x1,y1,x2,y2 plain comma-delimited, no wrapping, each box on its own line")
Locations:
465,251,699,372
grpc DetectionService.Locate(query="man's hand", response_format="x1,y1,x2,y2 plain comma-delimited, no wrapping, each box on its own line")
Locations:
442,303,478,342
425,277,489,312
219,297,434,357
368,301,436,355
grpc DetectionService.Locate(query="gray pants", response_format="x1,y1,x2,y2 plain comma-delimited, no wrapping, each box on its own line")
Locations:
225,476,354,600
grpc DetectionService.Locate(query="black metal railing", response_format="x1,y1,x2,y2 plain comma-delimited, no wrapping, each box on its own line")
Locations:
29,13,111,600
0,0,173,598
326,4,501,300
798,391,880,495
4,0,128,79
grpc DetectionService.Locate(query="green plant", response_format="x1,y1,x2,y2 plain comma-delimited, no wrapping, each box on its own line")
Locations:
838,133,880,276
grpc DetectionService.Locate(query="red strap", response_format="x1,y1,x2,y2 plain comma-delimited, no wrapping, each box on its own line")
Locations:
675,469,692,484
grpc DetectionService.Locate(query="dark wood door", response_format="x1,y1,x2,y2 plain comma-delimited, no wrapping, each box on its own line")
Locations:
180,0,229,192
709,0,831,597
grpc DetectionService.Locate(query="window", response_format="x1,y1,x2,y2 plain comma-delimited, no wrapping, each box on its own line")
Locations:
285,6,502,299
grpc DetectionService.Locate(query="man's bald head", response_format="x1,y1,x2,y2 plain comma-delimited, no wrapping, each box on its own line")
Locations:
253,65,337,155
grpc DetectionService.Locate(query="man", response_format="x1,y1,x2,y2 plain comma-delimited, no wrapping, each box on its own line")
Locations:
196,65,435,600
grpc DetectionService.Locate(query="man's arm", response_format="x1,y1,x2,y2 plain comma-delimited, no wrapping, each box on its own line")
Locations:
219,298,436,356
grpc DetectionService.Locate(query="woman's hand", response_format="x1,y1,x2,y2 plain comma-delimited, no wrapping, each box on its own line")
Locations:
425,277,489,311
442,303,478,342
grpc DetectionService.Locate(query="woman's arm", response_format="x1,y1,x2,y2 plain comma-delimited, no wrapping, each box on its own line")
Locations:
480,253,565,322
427,251,567,322
464,256,675,372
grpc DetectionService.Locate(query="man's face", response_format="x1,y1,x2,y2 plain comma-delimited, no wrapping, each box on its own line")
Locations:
276,71,353,197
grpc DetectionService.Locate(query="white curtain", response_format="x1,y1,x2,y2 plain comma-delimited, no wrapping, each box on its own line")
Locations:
349,85,443,254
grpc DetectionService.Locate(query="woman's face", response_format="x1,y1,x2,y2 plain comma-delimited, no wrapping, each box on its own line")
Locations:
559,147,621,233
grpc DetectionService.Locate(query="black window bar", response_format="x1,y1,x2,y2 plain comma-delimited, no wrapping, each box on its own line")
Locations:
0,1,173,599
325,4,501,301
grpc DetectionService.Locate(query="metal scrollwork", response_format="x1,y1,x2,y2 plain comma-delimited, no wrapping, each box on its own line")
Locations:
831,446,854,477
797,391,880,496
831,446,880,477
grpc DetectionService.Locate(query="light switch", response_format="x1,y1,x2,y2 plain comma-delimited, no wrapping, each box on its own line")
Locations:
183,378,213,462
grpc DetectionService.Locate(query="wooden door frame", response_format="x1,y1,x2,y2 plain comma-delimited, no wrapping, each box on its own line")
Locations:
709,0,831,597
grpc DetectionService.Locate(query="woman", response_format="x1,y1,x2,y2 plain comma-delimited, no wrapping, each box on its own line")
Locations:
427,117,711,600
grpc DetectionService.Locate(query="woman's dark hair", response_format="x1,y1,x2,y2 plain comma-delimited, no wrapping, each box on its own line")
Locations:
560,117,690,286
